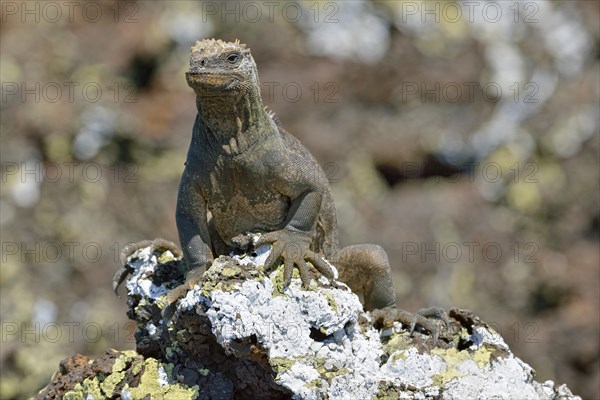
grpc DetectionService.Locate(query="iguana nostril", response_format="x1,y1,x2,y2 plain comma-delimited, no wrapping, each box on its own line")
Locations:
200,59,206,67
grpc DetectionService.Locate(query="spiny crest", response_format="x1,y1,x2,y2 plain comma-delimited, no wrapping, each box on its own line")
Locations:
264,106,282,126
191,38,250,56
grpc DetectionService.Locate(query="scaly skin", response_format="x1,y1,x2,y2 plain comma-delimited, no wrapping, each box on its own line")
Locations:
115,39,446,337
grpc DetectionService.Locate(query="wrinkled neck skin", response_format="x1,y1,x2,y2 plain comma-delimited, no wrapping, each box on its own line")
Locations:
193,86,273,156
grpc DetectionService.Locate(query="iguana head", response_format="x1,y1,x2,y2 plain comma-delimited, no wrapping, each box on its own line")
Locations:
186,38,259,95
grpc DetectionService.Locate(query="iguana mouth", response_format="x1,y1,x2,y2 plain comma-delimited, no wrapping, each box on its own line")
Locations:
186,72,242,85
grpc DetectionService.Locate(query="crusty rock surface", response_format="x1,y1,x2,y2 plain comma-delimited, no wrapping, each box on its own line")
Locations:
37,244,581,399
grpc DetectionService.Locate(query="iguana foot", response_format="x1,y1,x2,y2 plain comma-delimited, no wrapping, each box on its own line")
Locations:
165,266,207,305
371,306,450,345
112,238,182,296
255,230,336,288
162,266,207,321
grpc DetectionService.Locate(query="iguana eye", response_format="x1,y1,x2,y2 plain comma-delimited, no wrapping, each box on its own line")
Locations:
226,53,240,63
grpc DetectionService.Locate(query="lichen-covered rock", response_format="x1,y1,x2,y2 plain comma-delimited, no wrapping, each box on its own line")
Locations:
37,243,581,399
34,349,199,400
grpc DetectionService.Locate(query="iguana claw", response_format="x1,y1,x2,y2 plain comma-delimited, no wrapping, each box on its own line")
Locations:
255,230,336,288
113,238,182,296
372,305,450,345
112,265,133,296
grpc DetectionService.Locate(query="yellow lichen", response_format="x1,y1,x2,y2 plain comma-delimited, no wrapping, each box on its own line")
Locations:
305,379,321,389
431,346,493,387
323,290,338,313
124,358,198,399
158,250,176,264
99,370,125,396
382,333,411,355
64,376,104,400
220,266,242,278
270,357,296,374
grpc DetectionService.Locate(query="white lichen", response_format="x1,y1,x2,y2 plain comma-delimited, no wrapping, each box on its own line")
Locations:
470,325,509,351
444,355,539,399
125,245,582,400
381,347,446,387
124,247,170,299
157,366,169,387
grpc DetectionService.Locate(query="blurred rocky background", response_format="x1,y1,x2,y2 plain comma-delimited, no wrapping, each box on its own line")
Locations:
0,1,598,398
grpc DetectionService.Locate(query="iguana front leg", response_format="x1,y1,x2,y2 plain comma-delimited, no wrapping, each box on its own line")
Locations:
256,188,335,287
176,167,213,270
167,167,214,304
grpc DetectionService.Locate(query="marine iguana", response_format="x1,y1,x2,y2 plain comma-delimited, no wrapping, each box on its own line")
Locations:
115,39,446,335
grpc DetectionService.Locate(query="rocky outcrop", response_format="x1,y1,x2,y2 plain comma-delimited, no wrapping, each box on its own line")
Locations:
36,243,581,399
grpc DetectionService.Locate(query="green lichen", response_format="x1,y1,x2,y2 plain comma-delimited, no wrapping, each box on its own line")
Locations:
131,360,143,376
64,352,137,400
211,281,238,293
220,265,242,278
99,370,125,396
124,358,198,399
312,356,349,381
432,346,492,370
98,352,136,395
430,346,493,387
200,261,225,293
323,290,338,313
158,250,176,264
270,357,296,374
63,351,187,400
62,388,84,400
270,264,298,295
221,282,239,292
63,383,85,400
382,332,412,355
165,343,181,360
374,382,401,400
324,367,349,380
162,362,175,378
305,379,321,389
112,352,131,373
201,279,218,296
389,350,408,363
313,357,326,371
198,368,210,376
64,376,104,400
176,329,191,343
155,295,170,310
134,298,149,314
471,346,493,367
199,259,248,295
